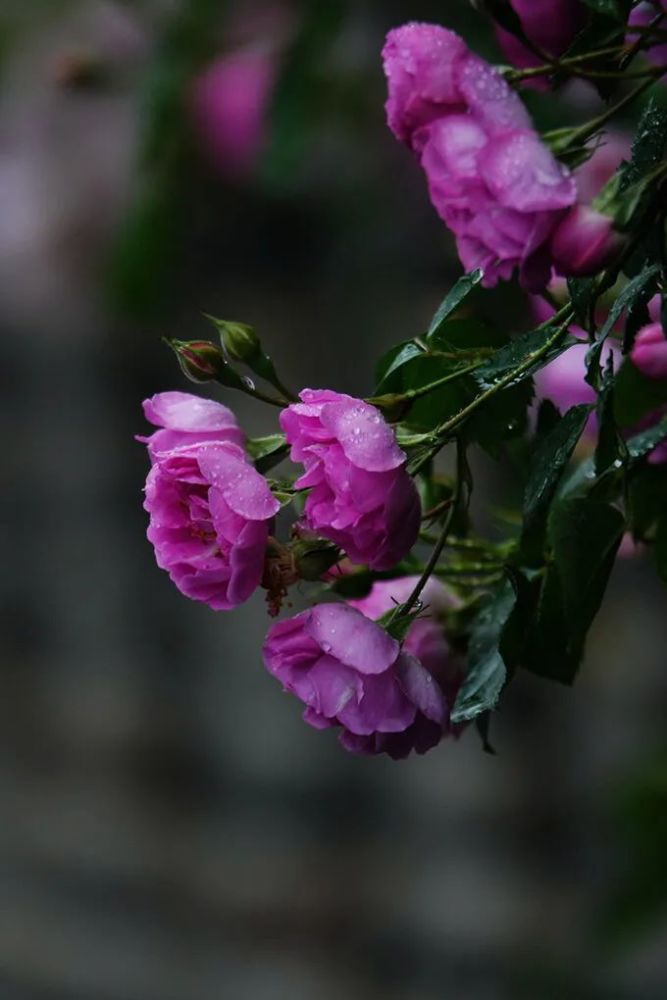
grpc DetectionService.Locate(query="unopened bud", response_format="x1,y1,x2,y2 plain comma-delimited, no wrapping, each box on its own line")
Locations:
292,539,341,582
551,205,621,278
168,339,227,383
215,320,261,364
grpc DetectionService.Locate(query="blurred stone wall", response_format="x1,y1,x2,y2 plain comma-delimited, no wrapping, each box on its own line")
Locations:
1,3,666,998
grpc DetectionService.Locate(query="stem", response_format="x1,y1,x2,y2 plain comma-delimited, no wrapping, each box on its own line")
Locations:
421,497,454,521
553,76,658,150
621,10,666,70
395,439,464,621
239,383,290,407
369,361,482,409
428,312,574,444
269,375,298,404
504,45,625,82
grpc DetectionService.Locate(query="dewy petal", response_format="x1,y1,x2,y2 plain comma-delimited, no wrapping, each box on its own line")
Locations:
337,671,417,735
382,22,468,145
305,603,399,675
320,399,406,472
457,52,531,135
143,391,242,436
394,652,446,724
306,655,362,718
370,469,421,571
198,443,280,520
263,612,320,675
481,132,576,213
225,516,270,607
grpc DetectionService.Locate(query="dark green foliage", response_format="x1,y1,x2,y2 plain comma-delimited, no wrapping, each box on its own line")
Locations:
246,434,289,473
586,264,660,386
451,577,517,724
523,499,624,683
262,1,348,185
520,405,591,564
426,269,484,340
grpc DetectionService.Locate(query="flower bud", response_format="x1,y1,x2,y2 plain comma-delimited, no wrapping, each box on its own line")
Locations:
168,339,227,383
292,538,341,582
216,320,261,364
550,205,622,278
630,323,667,381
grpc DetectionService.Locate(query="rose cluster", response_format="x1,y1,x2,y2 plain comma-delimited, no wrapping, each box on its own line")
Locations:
382,22,620,290
138,389,463,758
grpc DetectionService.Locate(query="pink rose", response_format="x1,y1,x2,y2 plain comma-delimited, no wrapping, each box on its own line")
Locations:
263,602,449,758
348,576,464,708
139,392,279,609
495,0,587,88
630,322,667,380
383,23,577,290
280,389,420,570
138,391,244,460
191,50,277,179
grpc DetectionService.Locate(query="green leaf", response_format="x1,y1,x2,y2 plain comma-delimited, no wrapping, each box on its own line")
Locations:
245,434,289,473
520,404,591,563
620,99,667,193
426,270,484,340
524,499,624,683
468,379,534,458
552,499,624,662
374,341,424,394
475,325,573,389
427,317,501,353
595,353,627,476
579,0,625,17
450,578,517,724
390,355,476,431
626,418,667,460
586,264,660,385
567,276,597,329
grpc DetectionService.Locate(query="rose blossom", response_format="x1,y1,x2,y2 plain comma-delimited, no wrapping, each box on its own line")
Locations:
630,322,667,380
191,49,277,179
139,391,244,460
494,1,587,88
348,576,464,711
263,602,450,758
139,392,279,609
280,389,420,570
382,22,577,290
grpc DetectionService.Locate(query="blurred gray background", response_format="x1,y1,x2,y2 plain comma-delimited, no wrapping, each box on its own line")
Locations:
1,2,666,997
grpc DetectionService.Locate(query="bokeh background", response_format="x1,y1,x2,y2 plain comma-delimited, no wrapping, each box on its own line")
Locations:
2,1,666,997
